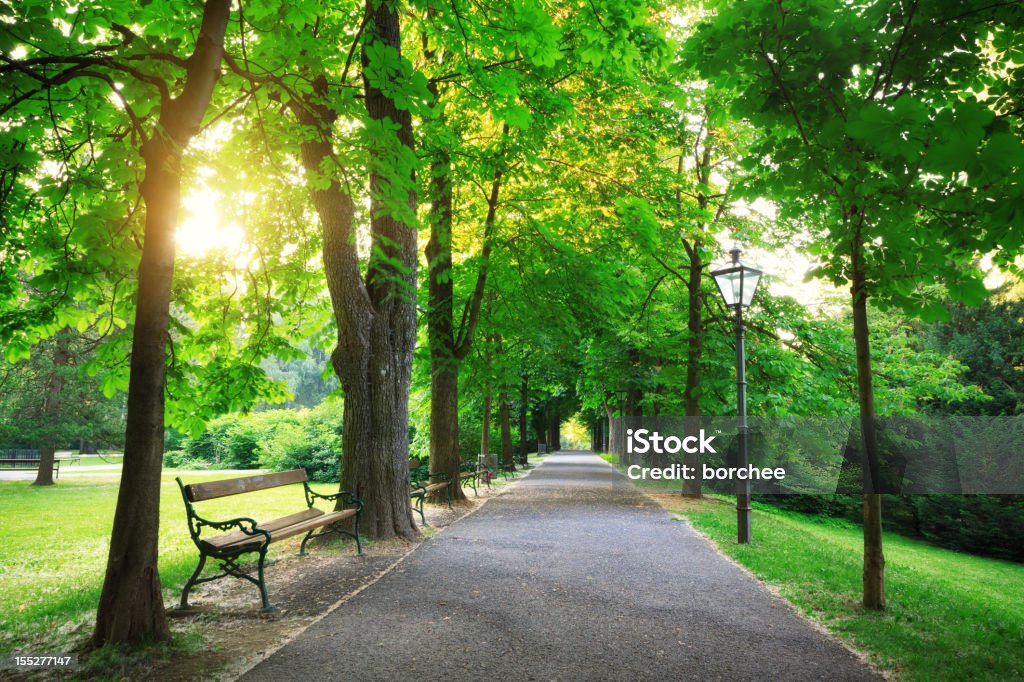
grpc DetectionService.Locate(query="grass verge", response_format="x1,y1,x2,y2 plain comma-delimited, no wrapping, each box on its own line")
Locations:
655,494,1024,681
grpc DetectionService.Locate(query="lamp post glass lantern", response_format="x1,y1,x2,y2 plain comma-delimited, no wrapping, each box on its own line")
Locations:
711,246,763,544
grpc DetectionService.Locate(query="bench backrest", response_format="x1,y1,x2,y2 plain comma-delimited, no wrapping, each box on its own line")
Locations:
183,469,308,502
2,449,40,460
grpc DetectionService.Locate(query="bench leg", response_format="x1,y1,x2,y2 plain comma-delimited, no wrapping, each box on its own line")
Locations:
446,483,452,510
180,553,207,609
414,495,427,526
300,520,364,557
257,547,274,612
354,512,363,556
299,529,314,557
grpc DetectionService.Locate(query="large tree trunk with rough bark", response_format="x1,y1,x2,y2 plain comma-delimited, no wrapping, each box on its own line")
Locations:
322,0,420,540
295,0,420,540
852,228,885,610
93,0,230,646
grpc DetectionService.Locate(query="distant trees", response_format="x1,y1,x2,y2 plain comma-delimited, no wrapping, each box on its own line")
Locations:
0,328,126,483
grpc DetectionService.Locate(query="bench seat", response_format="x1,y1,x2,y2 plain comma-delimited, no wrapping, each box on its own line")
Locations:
201,507,359,552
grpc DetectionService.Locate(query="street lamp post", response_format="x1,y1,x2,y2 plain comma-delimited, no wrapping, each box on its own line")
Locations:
711,246,764,544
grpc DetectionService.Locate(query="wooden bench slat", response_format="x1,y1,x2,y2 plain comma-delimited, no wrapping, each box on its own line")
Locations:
204,508,358,551
186,469,308,501
261,508,357,544
201,508,323,550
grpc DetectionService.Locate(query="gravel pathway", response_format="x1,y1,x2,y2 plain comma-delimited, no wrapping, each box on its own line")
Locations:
240,451,880,681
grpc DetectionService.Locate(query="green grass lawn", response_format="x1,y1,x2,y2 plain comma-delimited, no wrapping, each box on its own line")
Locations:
660,494,1024,681
0,470,344,652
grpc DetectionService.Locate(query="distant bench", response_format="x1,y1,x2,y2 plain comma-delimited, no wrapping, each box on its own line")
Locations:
175,469,363,612
0,458,59,477
409,460,451,526
0,449,61,478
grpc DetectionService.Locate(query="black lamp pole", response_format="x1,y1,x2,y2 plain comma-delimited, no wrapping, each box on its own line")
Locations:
734,299,751,544
711,245,763,545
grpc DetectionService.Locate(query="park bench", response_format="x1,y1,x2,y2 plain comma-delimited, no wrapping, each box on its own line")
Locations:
497,459,518,480
409,459,451,526
459,459,496,496
175,469,363,612
0,449,59,478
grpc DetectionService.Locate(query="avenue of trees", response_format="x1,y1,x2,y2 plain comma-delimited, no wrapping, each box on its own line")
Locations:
1,0,1022,648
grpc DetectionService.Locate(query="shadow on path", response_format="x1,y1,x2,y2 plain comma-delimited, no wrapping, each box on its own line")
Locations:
240,451,879,681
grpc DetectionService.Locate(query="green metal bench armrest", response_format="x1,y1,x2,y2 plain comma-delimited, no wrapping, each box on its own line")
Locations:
190,513,271,550
303,483,363,512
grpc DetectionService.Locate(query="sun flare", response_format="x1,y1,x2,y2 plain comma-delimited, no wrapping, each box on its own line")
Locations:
177,187,247,258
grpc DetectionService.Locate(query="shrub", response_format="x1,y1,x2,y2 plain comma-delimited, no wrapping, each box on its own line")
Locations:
174,400,344,481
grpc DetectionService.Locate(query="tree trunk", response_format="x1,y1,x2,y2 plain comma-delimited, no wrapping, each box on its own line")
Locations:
93,0,231,646
852,228,885,610
481,387,492,455
499,388,514,469
605,401,615,458
625,385,641,466
518,375,528,461
33,339,69,487
34,448,56,486
425,146,467,502
326,0,420,540
547,408,560,452
682,242,704,497
422,77,504,498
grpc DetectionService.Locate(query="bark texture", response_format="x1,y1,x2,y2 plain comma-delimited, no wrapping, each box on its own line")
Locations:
425,146,465,501
338,0,419,539
93,0,231,646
